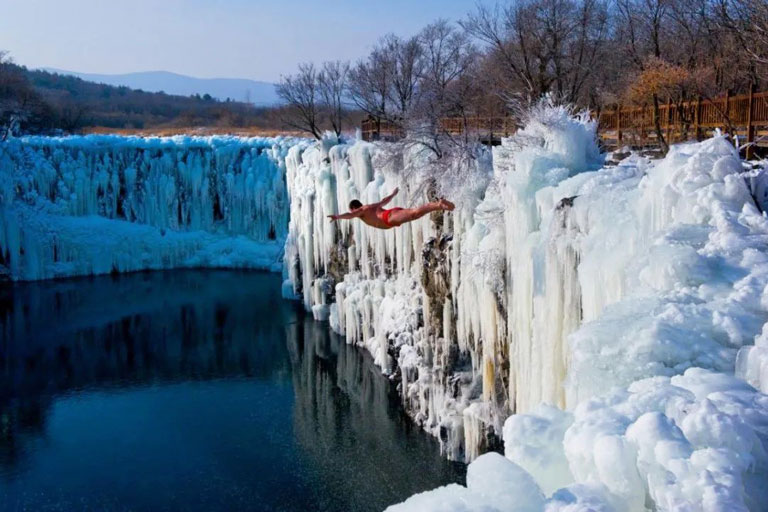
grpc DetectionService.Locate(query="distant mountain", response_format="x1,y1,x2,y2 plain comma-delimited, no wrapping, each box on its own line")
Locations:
41,68,281,106
15,65,282,132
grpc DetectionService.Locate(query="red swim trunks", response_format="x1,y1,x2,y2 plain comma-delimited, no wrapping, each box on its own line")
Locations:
378,207,403,227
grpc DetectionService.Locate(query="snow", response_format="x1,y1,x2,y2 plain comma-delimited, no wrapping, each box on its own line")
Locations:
0,135,303,279
386,453,545,512
559,368,768,511
503,404,574,495
284,104,768,510
737,323,768,393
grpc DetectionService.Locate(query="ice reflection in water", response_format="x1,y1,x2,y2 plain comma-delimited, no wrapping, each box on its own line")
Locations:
0,270,464,511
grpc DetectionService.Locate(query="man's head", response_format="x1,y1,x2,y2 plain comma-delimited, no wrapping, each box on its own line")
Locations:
349,199,363,211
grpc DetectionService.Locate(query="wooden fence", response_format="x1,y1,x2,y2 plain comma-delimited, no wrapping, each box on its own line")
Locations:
361,86,768,157
598,86,768,157
361,117,516,144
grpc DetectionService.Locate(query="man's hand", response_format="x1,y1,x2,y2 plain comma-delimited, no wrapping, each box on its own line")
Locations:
328,214,338,222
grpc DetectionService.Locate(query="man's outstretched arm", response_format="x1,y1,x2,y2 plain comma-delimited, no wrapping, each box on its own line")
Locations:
328,210,363,221
374,187,399,208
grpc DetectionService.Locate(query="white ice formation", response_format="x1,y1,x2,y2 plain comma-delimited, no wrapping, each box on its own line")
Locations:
0,135,300,280
283,105,768,510
3,105,768,511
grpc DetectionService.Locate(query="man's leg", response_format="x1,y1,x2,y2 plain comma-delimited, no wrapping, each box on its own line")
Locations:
387,200,453,226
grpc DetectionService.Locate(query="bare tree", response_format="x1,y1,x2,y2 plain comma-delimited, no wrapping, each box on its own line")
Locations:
347,34,426,140
462,0,609,104
739,0,768,70
318,60,349,137
0,51,52,135
382,34,424,120
276,63,322,139
347,46,393,136
410,20,476,157
56,98,89,132
714,0,768,83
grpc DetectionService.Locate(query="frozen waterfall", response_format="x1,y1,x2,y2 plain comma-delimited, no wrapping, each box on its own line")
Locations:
0,135,301,280
283,105,768,511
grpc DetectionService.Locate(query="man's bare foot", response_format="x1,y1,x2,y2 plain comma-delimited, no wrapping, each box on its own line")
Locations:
439,198,455,211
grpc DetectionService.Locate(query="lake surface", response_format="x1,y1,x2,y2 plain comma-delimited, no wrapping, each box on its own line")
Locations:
0,270,464,511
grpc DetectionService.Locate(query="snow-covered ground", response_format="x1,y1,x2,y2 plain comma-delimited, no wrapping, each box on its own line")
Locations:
283,104,768,511
0,135,304,279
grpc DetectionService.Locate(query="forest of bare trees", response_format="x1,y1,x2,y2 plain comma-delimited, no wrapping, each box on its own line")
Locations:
2,0,766,144
277,0,768,153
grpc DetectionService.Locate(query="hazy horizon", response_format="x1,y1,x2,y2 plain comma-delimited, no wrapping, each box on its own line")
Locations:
0,0,478,82
40,67,276,83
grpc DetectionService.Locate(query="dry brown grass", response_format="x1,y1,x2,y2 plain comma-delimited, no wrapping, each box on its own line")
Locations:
81,126,307,138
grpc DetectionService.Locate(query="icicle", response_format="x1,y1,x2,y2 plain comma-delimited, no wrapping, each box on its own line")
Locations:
1,135,298,280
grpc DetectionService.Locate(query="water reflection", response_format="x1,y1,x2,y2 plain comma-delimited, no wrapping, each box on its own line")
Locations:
287,319,464,511
0,270,463,511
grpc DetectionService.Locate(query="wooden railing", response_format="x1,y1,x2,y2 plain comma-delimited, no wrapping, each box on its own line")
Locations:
360,87,768,157
360,119,404,142
361,117,515,144
597,86,768,157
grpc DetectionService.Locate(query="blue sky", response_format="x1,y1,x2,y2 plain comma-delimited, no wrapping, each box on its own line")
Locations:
0,0,480,82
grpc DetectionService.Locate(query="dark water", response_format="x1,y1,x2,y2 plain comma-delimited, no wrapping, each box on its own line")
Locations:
0,270,464,512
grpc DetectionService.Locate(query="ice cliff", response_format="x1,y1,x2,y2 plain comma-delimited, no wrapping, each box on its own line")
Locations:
2,109,768,511
0,135,300,280
283,105,768,511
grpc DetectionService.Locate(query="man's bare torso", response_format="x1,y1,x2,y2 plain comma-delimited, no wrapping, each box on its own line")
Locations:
358,205,392,229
